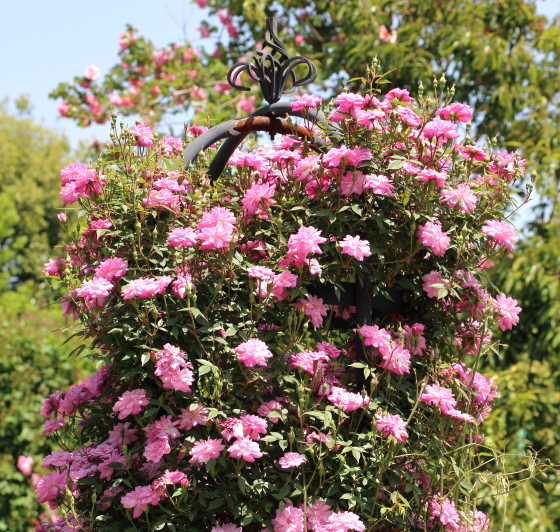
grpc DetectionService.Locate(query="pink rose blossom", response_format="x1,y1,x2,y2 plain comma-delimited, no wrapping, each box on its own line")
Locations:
150,176,185,193
291,350,330,377
437,102,473,123
356,108,385,128
440,184,478,214
167,227,197,247
84,65,101,81
17,455,34,475
121,276,171,299
121,485,161,518
293,155,321,181
227,437,263,462
403,324,427,356
143,189,179,209
324,146,371,167
291,94,322,111
144,436,171,462
42,450,73,468
197,224,235,250
129,124,154,147
327,386,370,412
295,295,327,327
429,497,461,531
385,88,412,103
421,270,449,299
218,417,244,442
417,221,450,257
305,500,333,530
340,170,365,196
42,258,65,277
239,95,256,113
420,384,457,414
242,182,277,217
417,168,448,188
363,174,394,196
335,93,366,115
481,220,518,251
197,206,237,229
173,273,195,299
212,524,243,532
75,278,113,306
94,257,128,281
58,100,72,117
459,510,490,532
423,118,460,140
34,470,67,505
379,24,397,43
42,417,66,434
339,235,372,261
159,470,189,486
258,400,284,423
106,422,138,447
379,343,411,375
248,266,275,281
113,389,149,419
491,293,521,330
178,404,209,430
324,511,366,532
396,105,421,127
154,344,195,393
358,324,392,349
240,413,268,440
235,338,273,367
446,408,475,423
287,226,327,260
271,504,304,532
278,452,307,468
189,438,225,465
109,92,123,106
375,412,408,442
460,145,487,161
316,341,341,359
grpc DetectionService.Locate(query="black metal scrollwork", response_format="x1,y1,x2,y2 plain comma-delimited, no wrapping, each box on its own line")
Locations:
227,17,317,105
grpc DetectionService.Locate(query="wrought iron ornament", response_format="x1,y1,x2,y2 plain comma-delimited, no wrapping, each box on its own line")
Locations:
227,17,317,105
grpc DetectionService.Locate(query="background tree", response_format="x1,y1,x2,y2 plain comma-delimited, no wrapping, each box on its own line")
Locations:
0,309,93,532
0,102,93,531
480,218,560,531
0,98,70,306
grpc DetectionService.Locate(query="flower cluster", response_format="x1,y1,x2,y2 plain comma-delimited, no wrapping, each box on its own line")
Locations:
38,73,525,532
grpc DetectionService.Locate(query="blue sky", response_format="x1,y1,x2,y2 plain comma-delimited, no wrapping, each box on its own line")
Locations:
0,0,212,146
1,0,558,150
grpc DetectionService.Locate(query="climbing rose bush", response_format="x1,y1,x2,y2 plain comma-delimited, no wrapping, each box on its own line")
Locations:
38,71,526,532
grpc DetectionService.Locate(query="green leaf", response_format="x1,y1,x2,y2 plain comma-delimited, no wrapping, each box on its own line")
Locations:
208,498,223,510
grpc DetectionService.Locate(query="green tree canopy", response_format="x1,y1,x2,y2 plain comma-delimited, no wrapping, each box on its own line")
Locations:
0,100,70,300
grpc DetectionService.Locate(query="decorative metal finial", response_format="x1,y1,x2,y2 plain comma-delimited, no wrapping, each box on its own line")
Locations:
227,17,317,105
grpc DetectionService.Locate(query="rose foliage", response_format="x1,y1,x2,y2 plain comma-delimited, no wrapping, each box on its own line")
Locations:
38,72,528,532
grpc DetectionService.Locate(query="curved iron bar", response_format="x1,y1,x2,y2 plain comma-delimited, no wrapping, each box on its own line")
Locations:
227,18,317,105
183,102,332,183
